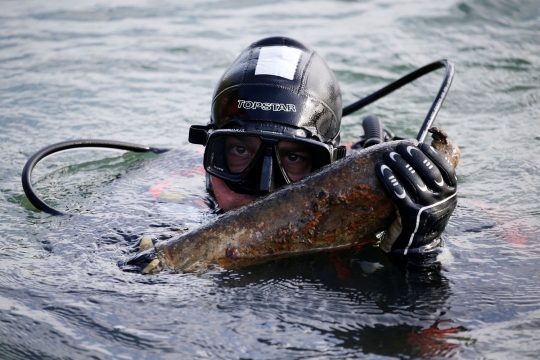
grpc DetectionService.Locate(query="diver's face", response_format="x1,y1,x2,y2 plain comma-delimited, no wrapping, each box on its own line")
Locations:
211,176,257,211
213,138,314,211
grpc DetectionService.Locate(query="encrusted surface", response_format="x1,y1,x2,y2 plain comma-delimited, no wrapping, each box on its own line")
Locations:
157,131,460,271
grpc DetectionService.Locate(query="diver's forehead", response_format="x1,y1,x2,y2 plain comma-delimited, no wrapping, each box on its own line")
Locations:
225,135,262,146
277,140,311,152
222,136,313,153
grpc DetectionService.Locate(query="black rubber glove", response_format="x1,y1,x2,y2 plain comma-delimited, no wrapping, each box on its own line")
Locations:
375,142,457,255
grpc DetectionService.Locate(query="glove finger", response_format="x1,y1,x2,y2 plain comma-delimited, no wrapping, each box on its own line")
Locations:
382,151,434,205
418,143,457,187
396,143,452,197
375,160,416,209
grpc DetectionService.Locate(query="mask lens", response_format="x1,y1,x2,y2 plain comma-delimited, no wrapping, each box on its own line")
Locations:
205,134,263,181
224,135,262,173
277,140,334,180
276,140,315,182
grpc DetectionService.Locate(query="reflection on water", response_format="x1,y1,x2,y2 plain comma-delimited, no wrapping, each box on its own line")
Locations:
1,0,540,358
213,245,460,358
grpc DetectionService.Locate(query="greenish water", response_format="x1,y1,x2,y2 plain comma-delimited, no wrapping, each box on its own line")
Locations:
1,0,539,358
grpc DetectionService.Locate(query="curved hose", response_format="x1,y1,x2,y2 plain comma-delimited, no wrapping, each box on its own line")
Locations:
21,139,169,215
342,59,455,143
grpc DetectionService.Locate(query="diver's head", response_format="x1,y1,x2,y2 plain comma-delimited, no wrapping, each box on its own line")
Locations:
189,36,345,210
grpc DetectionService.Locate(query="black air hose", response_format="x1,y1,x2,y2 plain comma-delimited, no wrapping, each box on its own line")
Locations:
342,59,455,143
21,139,168,215
362,115,384,148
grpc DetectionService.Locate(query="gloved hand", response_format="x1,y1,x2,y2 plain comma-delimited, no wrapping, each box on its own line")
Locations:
375,142,457,255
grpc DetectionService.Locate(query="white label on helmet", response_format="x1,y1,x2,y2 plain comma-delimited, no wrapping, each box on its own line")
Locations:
255,46,302,80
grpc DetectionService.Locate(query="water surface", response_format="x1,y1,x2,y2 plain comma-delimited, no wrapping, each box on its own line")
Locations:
1,0,539,358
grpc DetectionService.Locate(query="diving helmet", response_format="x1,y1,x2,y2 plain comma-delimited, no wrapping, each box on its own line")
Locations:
189,36,346,196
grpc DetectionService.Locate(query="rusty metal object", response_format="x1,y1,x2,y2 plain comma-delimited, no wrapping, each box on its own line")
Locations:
155,130,460,272
429,127,460,167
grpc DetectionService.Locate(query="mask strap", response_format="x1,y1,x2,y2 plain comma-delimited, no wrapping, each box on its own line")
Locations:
188,124,214,145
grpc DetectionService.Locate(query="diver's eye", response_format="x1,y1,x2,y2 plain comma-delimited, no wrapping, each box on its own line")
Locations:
232,146,247,155
286,154,300,162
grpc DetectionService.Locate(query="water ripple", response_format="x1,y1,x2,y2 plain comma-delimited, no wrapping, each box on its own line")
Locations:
1,0,540,358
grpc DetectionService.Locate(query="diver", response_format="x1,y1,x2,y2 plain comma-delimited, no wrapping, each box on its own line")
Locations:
188,36,457,256
21,36,457,270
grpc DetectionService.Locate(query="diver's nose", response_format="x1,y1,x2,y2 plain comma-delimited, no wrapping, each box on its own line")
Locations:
258,146,275,194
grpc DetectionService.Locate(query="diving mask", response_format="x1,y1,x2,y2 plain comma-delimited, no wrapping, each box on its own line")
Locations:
189,125,346,196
